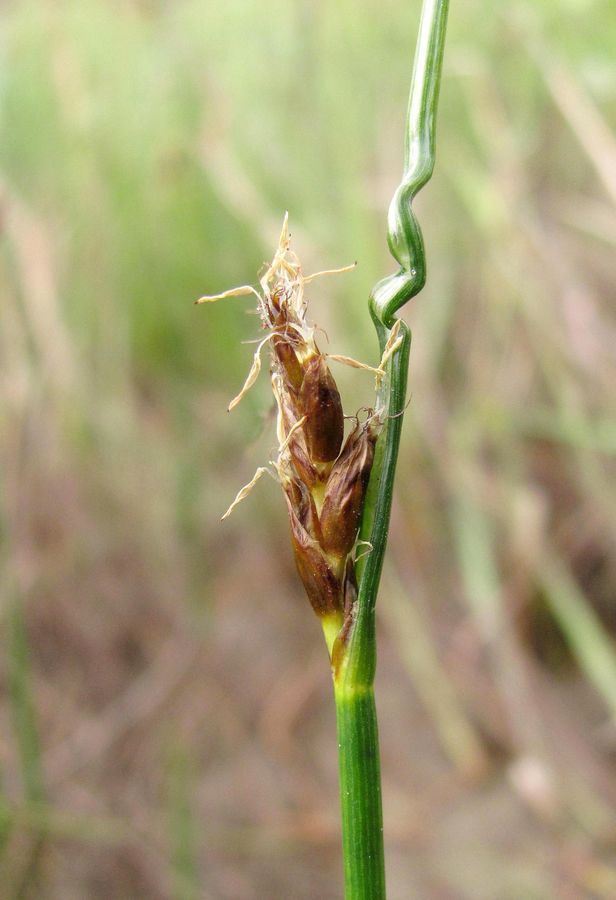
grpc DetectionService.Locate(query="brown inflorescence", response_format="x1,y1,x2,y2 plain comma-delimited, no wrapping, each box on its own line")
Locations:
276,336,377,625
197,215,382,634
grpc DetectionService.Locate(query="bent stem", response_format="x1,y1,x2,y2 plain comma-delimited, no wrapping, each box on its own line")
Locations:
332,1,450,897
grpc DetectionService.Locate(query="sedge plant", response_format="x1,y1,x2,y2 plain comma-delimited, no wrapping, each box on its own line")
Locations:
198,1,449,896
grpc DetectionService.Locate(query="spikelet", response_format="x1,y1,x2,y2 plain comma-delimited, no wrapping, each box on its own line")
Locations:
198,215,394,642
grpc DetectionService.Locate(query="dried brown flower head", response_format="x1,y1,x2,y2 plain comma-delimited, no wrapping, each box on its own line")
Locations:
197,215,402,650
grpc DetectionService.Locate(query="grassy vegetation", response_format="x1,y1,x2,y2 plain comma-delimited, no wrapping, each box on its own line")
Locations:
1,0,616,896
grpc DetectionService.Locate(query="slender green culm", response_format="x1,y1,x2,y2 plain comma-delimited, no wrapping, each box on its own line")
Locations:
334,2,450,898
198,4,448,898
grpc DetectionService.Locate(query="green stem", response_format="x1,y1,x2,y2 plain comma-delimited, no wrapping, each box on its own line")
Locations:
333,1,450,897
335,685,385,900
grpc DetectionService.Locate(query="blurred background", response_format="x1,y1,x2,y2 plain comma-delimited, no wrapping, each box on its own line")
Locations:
1,0,616,897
